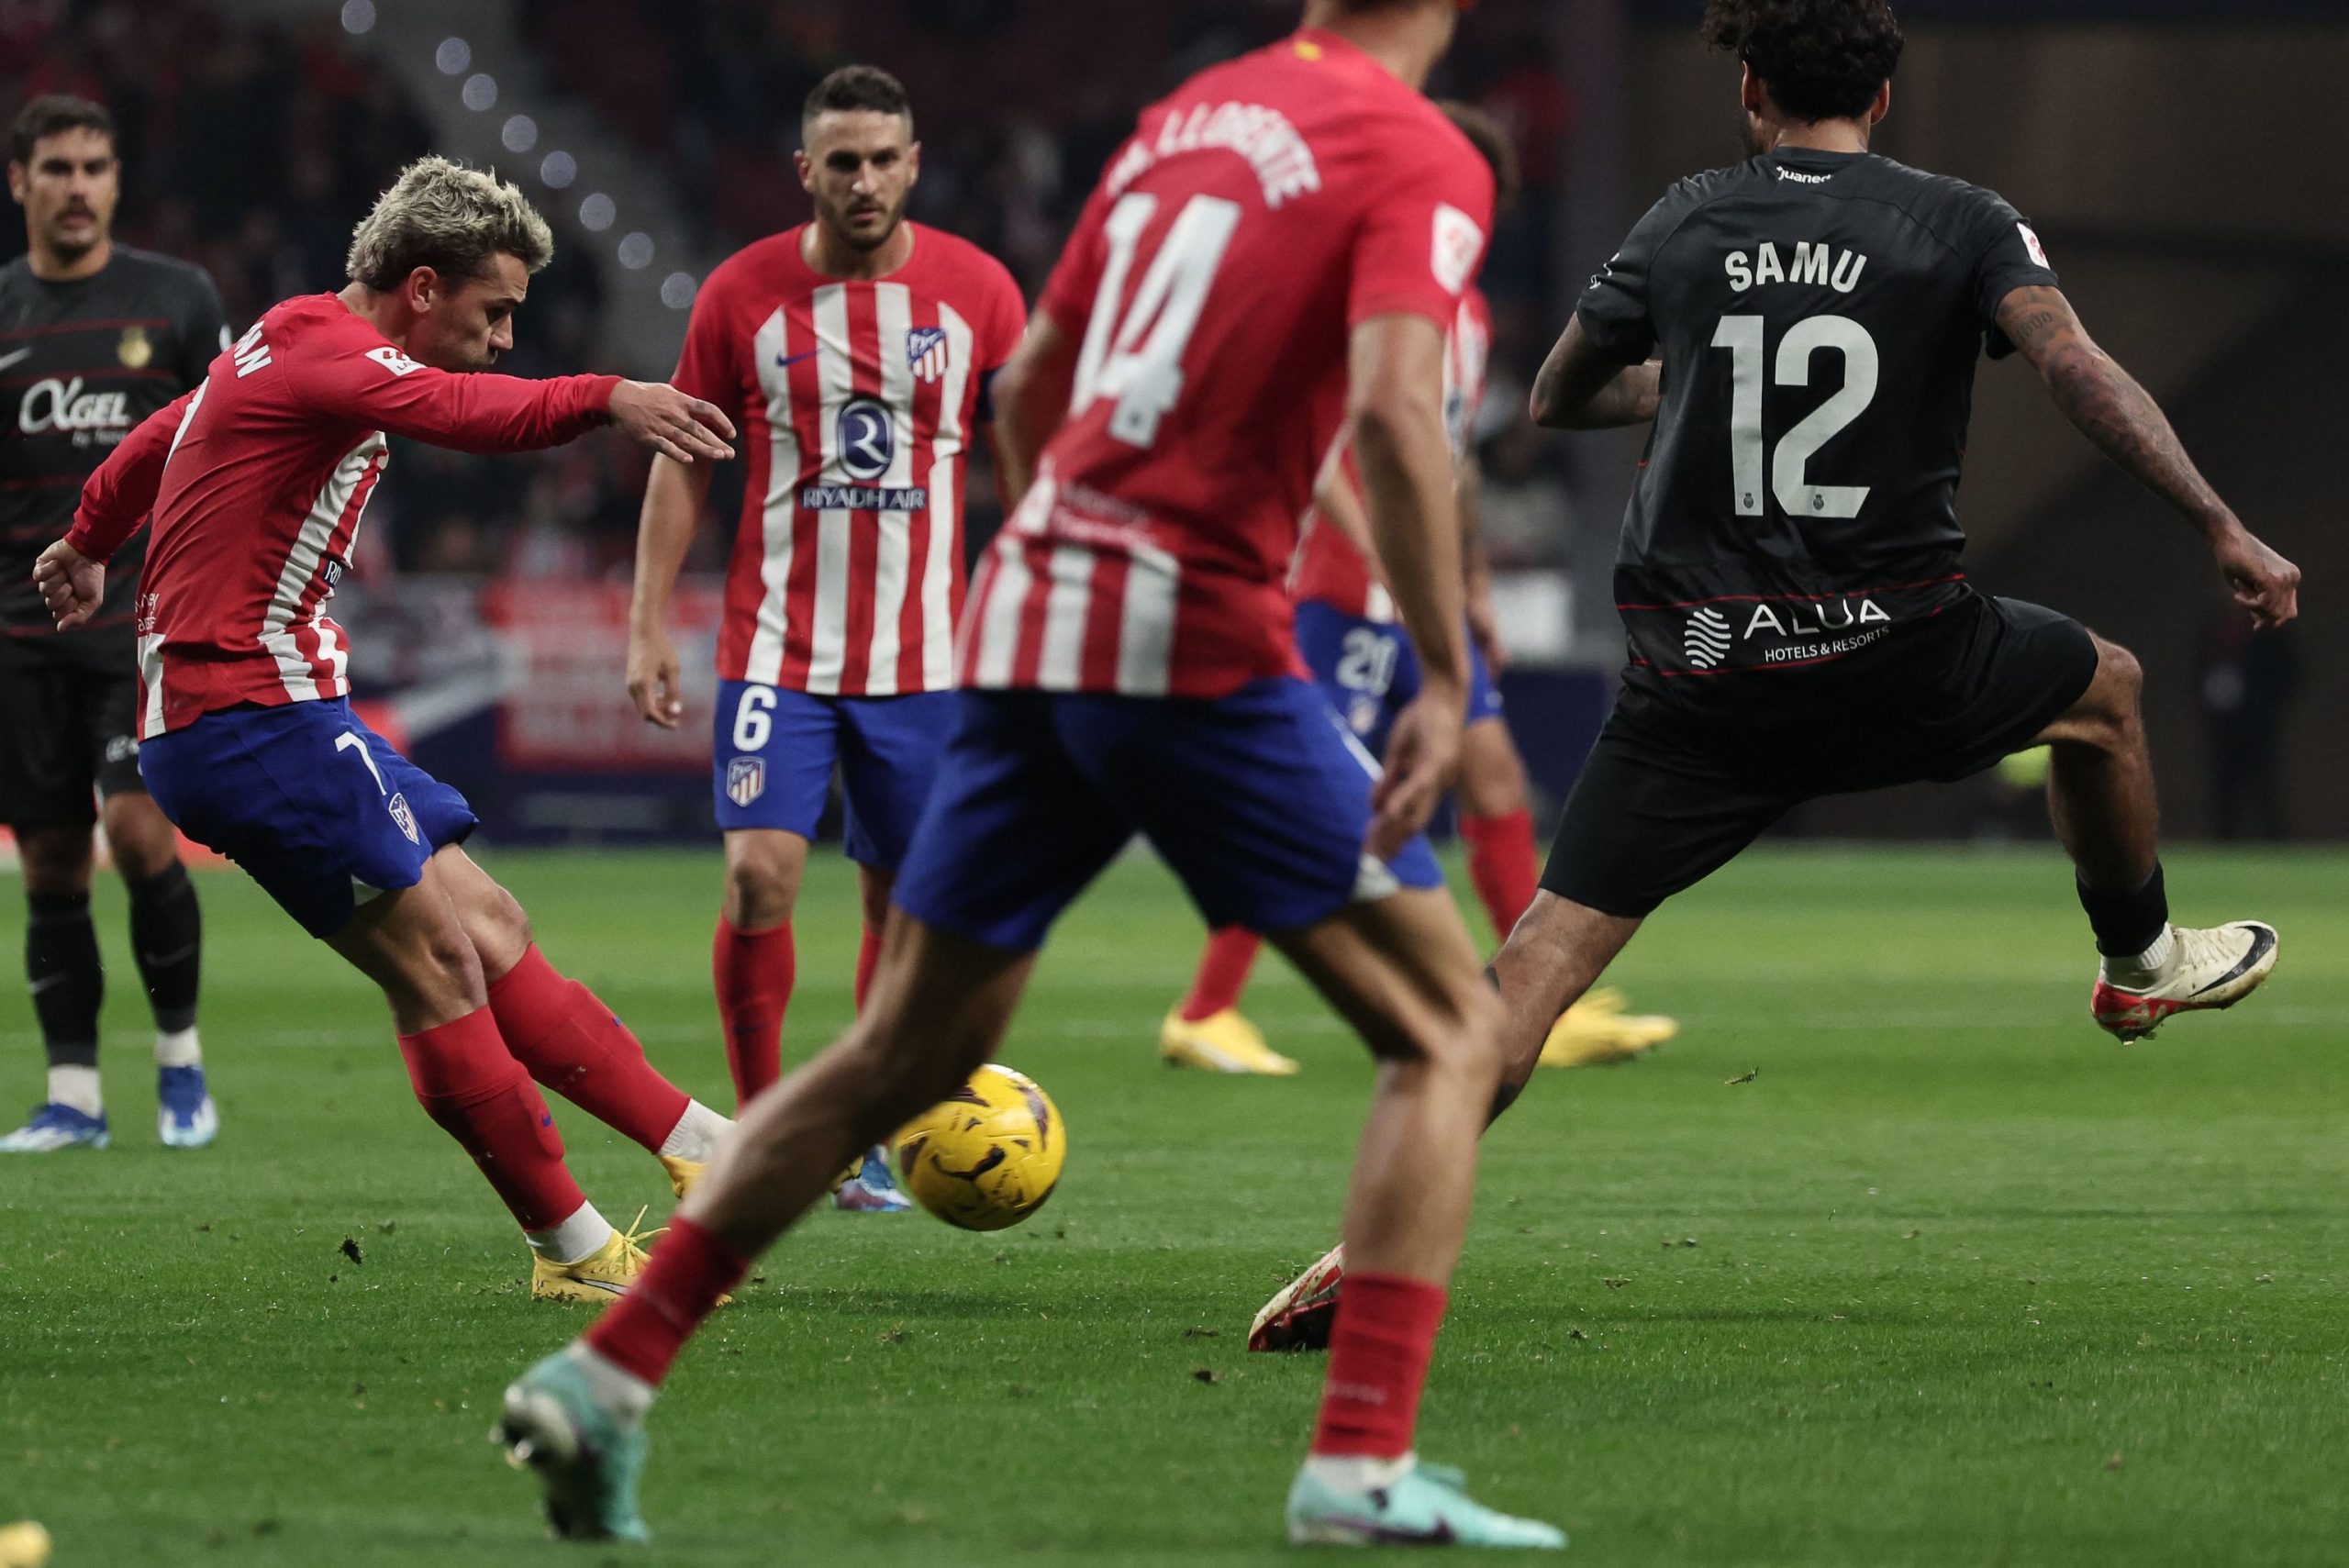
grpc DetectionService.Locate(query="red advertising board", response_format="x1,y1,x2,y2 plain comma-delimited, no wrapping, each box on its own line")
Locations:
480,579,725,773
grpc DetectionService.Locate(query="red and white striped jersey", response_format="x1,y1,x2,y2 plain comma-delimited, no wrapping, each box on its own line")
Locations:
1290,287,1493,623
961,28,1492,699
65,293,617,737
674,224,1026,696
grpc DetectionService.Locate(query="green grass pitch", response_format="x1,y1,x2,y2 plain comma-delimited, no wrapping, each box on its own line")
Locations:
2,844,2343,1565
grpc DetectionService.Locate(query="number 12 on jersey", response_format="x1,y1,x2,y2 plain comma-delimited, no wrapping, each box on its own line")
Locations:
1072,193,1243,449
1711,313,1880,520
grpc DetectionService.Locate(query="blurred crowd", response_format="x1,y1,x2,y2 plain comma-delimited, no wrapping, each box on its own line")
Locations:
6,0,1583,595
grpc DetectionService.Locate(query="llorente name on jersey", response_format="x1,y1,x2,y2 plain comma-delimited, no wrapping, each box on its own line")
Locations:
1723,241,1869,295
798,484,930,513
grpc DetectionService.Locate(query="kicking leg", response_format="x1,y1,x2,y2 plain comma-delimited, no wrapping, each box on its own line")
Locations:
497,916,1034,1540
325,859,629,1293
437,847,730,1196
2039,636,2277,1039
103,791,214,1149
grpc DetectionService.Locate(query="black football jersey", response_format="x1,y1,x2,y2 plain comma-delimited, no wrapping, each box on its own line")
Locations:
0,245,228,639
1576,146,2058,685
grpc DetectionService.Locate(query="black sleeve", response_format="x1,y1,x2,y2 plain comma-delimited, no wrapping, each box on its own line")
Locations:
1958,185,2062,359
175,268,230,389
1574,186,1693,365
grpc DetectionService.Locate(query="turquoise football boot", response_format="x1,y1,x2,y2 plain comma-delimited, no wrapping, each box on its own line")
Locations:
495,1350,652,1542
1286,1459,1567,1548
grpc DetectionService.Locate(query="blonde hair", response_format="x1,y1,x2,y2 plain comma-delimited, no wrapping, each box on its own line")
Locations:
345,156,553,291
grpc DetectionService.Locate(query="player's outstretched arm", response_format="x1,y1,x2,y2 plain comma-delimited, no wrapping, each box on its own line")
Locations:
43,389,200,628
990,315,1080,506
1351,312,1469,858
627,454,715,728
1531,317,1661,431
605,382,738,467
1998,284,2299,628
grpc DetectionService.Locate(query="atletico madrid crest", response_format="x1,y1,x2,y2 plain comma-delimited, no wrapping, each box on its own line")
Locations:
726,757,766,807
906,327,951,383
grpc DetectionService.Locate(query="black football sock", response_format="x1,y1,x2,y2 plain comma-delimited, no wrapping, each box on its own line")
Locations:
128,862,202,1035
2077,862,2169,959
27,890,103,1071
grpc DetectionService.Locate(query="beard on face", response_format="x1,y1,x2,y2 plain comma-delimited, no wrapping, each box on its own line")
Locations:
827,193,905,253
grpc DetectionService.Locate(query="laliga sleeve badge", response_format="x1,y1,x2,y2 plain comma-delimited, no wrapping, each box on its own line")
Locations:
1431,204,1486,295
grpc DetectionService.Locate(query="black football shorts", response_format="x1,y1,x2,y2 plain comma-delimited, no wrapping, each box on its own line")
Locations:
1542,593,2099,918
0,632,147,829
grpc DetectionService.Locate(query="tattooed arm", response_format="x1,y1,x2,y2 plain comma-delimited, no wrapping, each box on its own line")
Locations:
1530,317,1663,431
1997,284,2300,628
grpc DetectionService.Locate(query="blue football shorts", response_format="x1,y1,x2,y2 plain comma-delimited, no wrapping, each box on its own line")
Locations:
1291,601,1505,759
892,676,1444,952
139,697,477,940
712,682,959,872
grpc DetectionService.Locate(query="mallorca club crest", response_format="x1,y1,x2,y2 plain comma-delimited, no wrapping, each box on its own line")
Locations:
906,326,951,384
117,326,153,370
726,756,766,807
386,791,421,845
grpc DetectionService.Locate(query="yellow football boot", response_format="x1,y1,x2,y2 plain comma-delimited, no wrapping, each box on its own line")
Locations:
1159,1007,1300,1075
658,1154,706,1199
1538,988,1678,1069
529,1213,656,1304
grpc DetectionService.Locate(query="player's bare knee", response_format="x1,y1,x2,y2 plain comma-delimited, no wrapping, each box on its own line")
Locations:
17,827,95,895
722,841,801,930
100,796,180,882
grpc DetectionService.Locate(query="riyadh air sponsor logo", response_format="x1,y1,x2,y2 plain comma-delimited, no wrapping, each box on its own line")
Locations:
837,396,896,482
18,376,133,438
726,756,766,807
1685,607,1733,669
798,484,930,512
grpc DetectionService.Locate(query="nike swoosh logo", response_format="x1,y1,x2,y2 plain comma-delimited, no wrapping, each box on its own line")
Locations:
28,975,68,994
774,350,818,369
0,347,30,373
2190,925,2277,995
139,944,199,968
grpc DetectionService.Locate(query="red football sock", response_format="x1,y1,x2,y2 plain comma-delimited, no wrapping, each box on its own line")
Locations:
853,922,883,1014
1460,809,1539,938
396,1007,587,1232
487,945,690,1154
713,917,794,1107
1180,927,1264,1023
581,1215,751,1388
1310,1272,1449,1459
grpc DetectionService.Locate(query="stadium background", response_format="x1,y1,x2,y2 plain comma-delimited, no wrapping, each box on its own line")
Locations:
5,0,2339,844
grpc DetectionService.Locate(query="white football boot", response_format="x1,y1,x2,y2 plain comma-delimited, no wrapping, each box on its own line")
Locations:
2090,921,2277,1042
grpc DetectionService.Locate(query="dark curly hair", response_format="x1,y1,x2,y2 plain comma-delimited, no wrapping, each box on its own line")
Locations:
1702,0,1904,125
